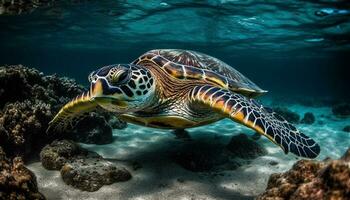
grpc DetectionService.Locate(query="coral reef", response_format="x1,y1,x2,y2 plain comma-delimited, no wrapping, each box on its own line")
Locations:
257,148,350,200
0,0,49,15
0,65,126,159
332,103,350,118
0,100,52,157
0,65,82,158
0,147,45,200
40,140,131,191
273,107,300,124
300,112,315,124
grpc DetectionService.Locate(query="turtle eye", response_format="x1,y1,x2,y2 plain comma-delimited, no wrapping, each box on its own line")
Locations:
110,70,129,85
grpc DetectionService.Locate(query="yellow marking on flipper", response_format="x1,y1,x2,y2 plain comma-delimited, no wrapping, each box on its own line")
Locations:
195,88,284,151
229,111,284,150
47,91,98,133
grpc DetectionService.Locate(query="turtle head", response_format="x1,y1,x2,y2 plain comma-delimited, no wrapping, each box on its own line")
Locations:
88,64,156,113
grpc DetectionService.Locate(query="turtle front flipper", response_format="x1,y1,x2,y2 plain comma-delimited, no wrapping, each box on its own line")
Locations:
47,91,98,134
189,85,320,158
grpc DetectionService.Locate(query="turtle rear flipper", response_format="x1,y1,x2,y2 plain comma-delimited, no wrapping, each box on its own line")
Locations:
189,85,320,158
47,91,98,134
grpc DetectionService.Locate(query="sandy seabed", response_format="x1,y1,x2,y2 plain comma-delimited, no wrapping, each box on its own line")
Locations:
28,103,350,200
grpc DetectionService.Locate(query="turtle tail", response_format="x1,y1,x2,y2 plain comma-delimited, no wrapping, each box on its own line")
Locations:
47,91,98,134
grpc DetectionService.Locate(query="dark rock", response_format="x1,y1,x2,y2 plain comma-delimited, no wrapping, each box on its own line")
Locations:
0,147,45,199
61,157,131,192
71,112,113,144
273,107,300,124
300,112,315,124
269,161,278,166
257,148,350,200
131,161,142,171
332,103,350,118
104,115,128,130
226,134,267,159
172,129,192,140
40,140,131,191
343,126,350,132
251,132,261,140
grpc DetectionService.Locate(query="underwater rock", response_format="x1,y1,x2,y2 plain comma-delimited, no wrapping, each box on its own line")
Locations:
300,112,315,124
0,147,45,200
61,157,131,192
0,65,126,159
342,125,350,132
103,114,128,130
172,129,192,140
226,134,267,159
332,103,350,118
269,161,278,166
40,140,131,191
257,148,350,200
40,140,92,170
273,107,300,124
71,112,113,145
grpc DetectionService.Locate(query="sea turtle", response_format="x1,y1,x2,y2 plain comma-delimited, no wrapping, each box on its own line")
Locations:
47,49,320,158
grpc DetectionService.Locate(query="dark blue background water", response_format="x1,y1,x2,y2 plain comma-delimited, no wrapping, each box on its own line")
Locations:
1,1,349,100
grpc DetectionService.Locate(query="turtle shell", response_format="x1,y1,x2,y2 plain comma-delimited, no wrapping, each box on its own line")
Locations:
134,49,267,97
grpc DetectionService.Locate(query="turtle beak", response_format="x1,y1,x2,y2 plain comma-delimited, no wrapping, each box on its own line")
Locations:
90,78,129,110
90,79,104,98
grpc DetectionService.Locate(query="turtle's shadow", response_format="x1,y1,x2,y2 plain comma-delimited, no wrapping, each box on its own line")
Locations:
102,130,264,200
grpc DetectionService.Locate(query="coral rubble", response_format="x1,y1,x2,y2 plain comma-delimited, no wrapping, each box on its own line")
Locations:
0,147,45,200
257,148,350,200
41,140,131,191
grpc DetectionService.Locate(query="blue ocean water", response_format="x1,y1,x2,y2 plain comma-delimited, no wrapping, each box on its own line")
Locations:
0,0,349,100
1,1,350,199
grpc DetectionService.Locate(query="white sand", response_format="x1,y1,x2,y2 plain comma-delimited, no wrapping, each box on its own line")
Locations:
28,104,350,200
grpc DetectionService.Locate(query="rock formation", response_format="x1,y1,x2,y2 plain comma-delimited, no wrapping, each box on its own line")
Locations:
257,148,350,200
